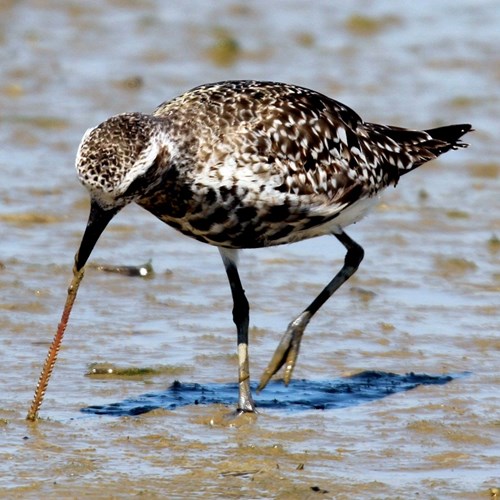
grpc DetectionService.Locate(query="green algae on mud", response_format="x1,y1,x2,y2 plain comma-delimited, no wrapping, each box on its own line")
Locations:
205,27,242,67
434,256,478,277
0,212,64,226
1,115,70,129
86,362,190,379
344,13,401,36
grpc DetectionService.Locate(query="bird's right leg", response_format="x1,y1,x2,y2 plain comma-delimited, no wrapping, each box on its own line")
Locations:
257,231,364,392
219,248,256,413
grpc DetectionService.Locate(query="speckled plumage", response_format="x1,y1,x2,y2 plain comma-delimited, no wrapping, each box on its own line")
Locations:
77,80,470,249
74,80,471,413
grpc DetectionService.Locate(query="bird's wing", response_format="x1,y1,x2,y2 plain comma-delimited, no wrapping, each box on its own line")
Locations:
154,81,392,208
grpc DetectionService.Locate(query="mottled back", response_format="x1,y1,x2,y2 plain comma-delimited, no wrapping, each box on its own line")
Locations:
143,81,470,247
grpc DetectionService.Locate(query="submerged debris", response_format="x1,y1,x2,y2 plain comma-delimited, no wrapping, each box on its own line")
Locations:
87,363,156,377
310,485,329,494
89,259,154,278
86,362,188,379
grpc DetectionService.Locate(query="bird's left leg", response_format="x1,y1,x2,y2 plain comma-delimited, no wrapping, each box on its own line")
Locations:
258,230,364,392
219,248,256,413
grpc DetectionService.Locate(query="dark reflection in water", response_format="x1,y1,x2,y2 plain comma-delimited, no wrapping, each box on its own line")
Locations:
81,371,466,416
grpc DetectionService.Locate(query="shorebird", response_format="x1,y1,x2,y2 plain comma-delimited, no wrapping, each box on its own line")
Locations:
36,81,472,417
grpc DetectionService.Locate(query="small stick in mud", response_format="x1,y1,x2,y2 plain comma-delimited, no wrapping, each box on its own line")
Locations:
26,267,84,421
88,259,154,278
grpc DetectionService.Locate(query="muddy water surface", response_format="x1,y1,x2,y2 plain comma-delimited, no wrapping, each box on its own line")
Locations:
0,1,499,498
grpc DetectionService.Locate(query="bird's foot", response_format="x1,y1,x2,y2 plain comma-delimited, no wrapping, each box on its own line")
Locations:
257,311,310,392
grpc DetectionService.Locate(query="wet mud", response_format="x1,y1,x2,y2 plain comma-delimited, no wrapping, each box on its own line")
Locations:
0,0,499,498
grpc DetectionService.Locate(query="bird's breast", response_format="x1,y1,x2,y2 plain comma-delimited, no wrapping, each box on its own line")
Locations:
136,173,375,249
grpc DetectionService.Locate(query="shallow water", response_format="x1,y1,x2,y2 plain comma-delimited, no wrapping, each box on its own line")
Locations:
0,0,499,498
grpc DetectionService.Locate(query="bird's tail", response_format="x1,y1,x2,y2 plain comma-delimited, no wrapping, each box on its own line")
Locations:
423,123,472,154
362,122,472,177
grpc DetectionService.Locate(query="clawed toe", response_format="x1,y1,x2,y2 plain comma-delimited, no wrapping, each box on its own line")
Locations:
257,345,299,392
257,342,291,392
257,312,310,392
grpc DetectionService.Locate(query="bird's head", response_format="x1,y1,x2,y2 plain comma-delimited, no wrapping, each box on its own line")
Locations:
74,112,174,271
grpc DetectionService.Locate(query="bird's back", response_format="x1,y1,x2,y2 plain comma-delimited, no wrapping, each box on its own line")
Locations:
139,81,470,248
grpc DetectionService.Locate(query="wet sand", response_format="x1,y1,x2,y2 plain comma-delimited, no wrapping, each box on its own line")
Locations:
0,1,499,498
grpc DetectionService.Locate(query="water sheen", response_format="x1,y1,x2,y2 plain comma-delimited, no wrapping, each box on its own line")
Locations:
0,1,498,498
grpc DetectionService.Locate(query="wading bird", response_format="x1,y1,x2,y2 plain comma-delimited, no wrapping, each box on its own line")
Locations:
28,80,471,419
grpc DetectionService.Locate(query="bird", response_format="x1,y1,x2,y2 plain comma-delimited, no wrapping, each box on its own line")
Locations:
73,80,471,414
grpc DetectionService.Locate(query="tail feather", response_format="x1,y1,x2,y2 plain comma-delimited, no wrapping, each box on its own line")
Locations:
362,122,472,179
424,124,472,153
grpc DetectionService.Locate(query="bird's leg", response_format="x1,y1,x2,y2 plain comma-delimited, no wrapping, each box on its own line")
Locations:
219,248,256,413
258,231,364,392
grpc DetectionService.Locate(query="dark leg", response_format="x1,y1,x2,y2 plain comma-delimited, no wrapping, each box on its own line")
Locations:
258,230,364,392
219,248,256,413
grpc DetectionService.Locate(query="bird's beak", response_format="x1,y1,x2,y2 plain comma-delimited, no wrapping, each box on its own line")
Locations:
74,199,120,271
